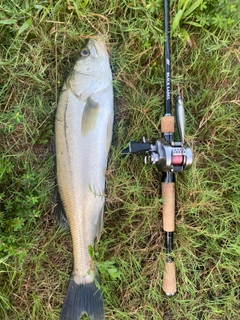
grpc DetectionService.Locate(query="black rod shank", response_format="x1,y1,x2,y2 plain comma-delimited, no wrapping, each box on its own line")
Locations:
165,232,174,262
164,0,171,116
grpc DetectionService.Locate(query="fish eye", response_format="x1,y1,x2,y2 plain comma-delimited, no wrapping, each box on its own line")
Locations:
80,48,90,57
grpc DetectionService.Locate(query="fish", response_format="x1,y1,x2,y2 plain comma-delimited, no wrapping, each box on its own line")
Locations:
53,36,114,320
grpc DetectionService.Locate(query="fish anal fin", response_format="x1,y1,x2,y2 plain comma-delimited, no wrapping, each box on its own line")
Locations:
81,96,99,136
52,188,69,229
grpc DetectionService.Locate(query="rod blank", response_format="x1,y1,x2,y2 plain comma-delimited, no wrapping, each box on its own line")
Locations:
164,0,171,116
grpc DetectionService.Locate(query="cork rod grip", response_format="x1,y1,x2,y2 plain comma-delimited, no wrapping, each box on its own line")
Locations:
163,261,176,296
162,182,175,232
161,116,174,133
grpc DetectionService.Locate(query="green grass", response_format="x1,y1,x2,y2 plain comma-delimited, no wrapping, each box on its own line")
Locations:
1,0,239,319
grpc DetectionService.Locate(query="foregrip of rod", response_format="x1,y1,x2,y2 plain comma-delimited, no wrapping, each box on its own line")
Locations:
162,182,176,296
161,115,174,142
161,116,174,133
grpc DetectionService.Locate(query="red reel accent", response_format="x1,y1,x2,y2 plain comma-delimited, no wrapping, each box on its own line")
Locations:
172,155,183,165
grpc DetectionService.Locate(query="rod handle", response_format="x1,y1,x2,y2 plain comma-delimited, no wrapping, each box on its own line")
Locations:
163,261,176,296
162,182,175,232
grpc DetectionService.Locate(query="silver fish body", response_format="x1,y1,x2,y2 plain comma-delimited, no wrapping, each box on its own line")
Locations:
55,37,113,320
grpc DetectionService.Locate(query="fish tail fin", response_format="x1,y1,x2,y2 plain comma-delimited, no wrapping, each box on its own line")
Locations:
60,276,105,320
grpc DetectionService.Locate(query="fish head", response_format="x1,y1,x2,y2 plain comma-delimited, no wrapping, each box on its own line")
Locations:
85,36,108,59
73,36,112,85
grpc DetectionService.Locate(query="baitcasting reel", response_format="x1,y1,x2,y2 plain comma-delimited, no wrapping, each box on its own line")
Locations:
123,95,193,173
125,138,193,173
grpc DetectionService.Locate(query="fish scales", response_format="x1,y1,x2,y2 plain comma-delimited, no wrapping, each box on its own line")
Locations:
55,37,113,320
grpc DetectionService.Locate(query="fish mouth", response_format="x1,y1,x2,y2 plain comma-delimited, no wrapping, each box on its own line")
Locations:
88,36,108,58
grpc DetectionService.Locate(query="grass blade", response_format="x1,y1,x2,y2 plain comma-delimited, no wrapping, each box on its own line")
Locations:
172,9,184,32
16,17,33,36
182,0,203,18
0,19,17,25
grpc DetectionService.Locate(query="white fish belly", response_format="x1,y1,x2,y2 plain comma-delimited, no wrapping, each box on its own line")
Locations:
56,84,113,284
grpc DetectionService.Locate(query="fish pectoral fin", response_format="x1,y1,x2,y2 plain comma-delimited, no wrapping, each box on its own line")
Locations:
52,188,69,229
81,96,99,136
95,206,104,243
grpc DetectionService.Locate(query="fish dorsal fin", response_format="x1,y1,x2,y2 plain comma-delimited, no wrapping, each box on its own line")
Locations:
81,96,99,137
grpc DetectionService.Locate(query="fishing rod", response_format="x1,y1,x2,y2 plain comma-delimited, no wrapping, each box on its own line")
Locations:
122,0,193,296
